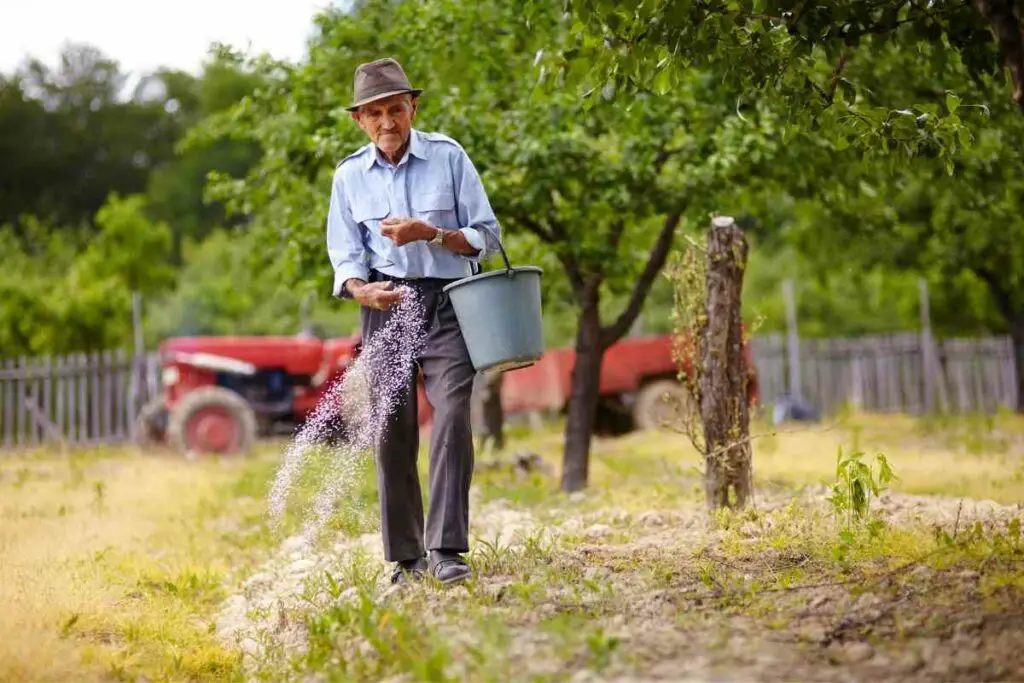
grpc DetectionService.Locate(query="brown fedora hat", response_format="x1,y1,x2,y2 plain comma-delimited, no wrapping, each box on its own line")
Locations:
346,57,423,111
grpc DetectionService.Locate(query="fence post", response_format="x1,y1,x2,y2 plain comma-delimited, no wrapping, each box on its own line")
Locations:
851,351,864,411
132,291,144,360
919,279,935,414
77,352,88,444
2,359,12,450
783,279,801,400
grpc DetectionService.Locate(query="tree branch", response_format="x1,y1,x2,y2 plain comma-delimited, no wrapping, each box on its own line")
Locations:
974,266,1018,324
607,218,626,251
516,214,557,243
827,49,852,103
974,0,1024,110
653,145,682,172
600,210,683,349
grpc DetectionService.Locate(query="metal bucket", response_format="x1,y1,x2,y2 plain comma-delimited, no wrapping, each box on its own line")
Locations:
442,243,544,373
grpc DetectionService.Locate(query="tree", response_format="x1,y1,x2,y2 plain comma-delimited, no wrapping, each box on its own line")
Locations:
198,0,779,490
787,112,1024,410
144,229,360,344
143,57,266,262
0,194,174,358
723,39,1024,412
559,0,1018,161
0,44,178,230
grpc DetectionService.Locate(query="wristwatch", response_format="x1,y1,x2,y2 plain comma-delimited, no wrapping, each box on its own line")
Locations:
429,227,445,247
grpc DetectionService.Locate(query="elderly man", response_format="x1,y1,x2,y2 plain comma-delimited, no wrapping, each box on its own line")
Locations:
326,57,500,586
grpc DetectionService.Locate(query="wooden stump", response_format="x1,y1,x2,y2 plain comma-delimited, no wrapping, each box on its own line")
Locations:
699,216,752,510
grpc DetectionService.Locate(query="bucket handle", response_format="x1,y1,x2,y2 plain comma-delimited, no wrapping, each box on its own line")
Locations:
495,238,514,276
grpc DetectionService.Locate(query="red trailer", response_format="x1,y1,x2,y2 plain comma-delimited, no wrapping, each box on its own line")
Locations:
499,333,759,429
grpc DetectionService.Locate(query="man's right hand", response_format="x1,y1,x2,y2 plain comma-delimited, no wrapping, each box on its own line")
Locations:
346,279,403,310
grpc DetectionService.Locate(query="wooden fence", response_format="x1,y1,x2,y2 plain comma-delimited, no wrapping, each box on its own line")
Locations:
0,333,1018,452
0,351,160,451
750,333,1019,416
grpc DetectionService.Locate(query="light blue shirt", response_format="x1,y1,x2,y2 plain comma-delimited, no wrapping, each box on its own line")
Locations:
326,128,501,296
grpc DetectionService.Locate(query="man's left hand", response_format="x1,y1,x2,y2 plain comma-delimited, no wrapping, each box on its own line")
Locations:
380,217,433,246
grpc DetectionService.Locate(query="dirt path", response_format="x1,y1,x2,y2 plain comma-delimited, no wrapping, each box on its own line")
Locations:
215,483,1024,682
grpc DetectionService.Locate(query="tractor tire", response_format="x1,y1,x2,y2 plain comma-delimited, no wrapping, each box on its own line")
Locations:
633,379,693,431
167,387,257,457
134,396,169,448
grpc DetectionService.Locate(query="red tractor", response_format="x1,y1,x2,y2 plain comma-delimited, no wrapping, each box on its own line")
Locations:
137,335,431,455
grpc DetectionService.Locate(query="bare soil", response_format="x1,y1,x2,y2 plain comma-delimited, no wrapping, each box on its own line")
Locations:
216,482,1024,682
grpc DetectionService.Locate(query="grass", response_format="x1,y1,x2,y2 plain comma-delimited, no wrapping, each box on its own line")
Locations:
1,411,1023,682
577,411,1024,507
0,445,282,682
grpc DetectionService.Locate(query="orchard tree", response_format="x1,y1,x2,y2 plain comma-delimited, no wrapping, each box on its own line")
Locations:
784,109,1024,409
199,0,779,490
557,0,1021,161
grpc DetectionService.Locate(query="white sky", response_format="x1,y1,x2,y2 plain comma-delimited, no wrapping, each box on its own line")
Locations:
0,0,342,77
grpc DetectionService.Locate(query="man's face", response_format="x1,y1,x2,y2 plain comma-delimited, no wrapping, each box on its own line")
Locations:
351,94,417,157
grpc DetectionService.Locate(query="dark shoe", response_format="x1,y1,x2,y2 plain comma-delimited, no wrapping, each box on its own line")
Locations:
390,557,427,585
428,550,471,585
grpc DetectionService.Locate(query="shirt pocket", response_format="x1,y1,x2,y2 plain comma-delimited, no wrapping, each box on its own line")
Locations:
350,194,390,229
411,187,458,229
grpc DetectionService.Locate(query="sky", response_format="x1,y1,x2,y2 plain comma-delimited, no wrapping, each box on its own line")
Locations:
0,0,343,77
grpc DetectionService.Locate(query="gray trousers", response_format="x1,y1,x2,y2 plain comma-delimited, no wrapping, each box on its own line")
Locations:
361,271,476,562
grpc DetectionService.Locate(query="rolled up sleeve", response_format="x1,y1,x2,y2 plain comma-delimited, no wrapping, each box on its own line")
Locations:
326,166,368,298
452,148,501,263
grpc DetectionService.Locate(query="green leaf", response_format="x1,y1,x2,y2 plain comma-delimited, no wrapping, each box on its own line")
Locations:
945,91,961,113
866,519,885,538
875,453,897,485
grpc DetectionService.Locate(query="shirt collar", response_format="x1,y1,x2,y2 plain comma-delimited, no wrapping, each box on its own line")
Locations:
365,129,429,170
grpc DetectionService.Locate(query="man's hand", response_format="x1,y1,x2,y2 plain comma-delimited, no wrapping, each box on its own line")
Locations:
380,217,433,246
347,279,404,310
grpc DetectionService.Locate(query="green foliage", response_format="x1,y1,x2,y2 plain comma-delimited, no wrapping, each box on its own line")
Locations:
559,0,1009,163
144,56,266,259
199,0,779,318
0,44,270,357
0,194,174,357
827,447,898,555
76,194,175,295
765,49,1024,402
0,45,180,229
304,593,454,681
144,230,359,344
0,44,262,257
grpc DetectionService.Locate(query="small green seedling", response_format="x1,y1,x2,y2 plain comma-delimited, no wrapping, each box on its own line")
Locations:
827,447,898,552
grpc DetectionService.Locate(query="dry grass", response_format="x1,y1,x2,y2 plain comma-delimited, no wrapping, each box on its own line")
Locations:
1,412,1022,682
516,411,1024,507
0,446,275,683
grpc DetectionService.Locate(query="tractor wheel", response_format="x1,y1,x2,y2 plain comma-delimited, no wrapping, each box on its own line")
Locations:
167,387,257,456
633,379,693,431
134,396,169,448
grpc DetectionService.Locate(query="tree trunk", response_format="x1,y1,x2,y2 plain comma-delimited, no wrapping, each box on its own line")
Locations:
561,299,603,492
974,0,1024,110
699,216,752,510
480,369,505,451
